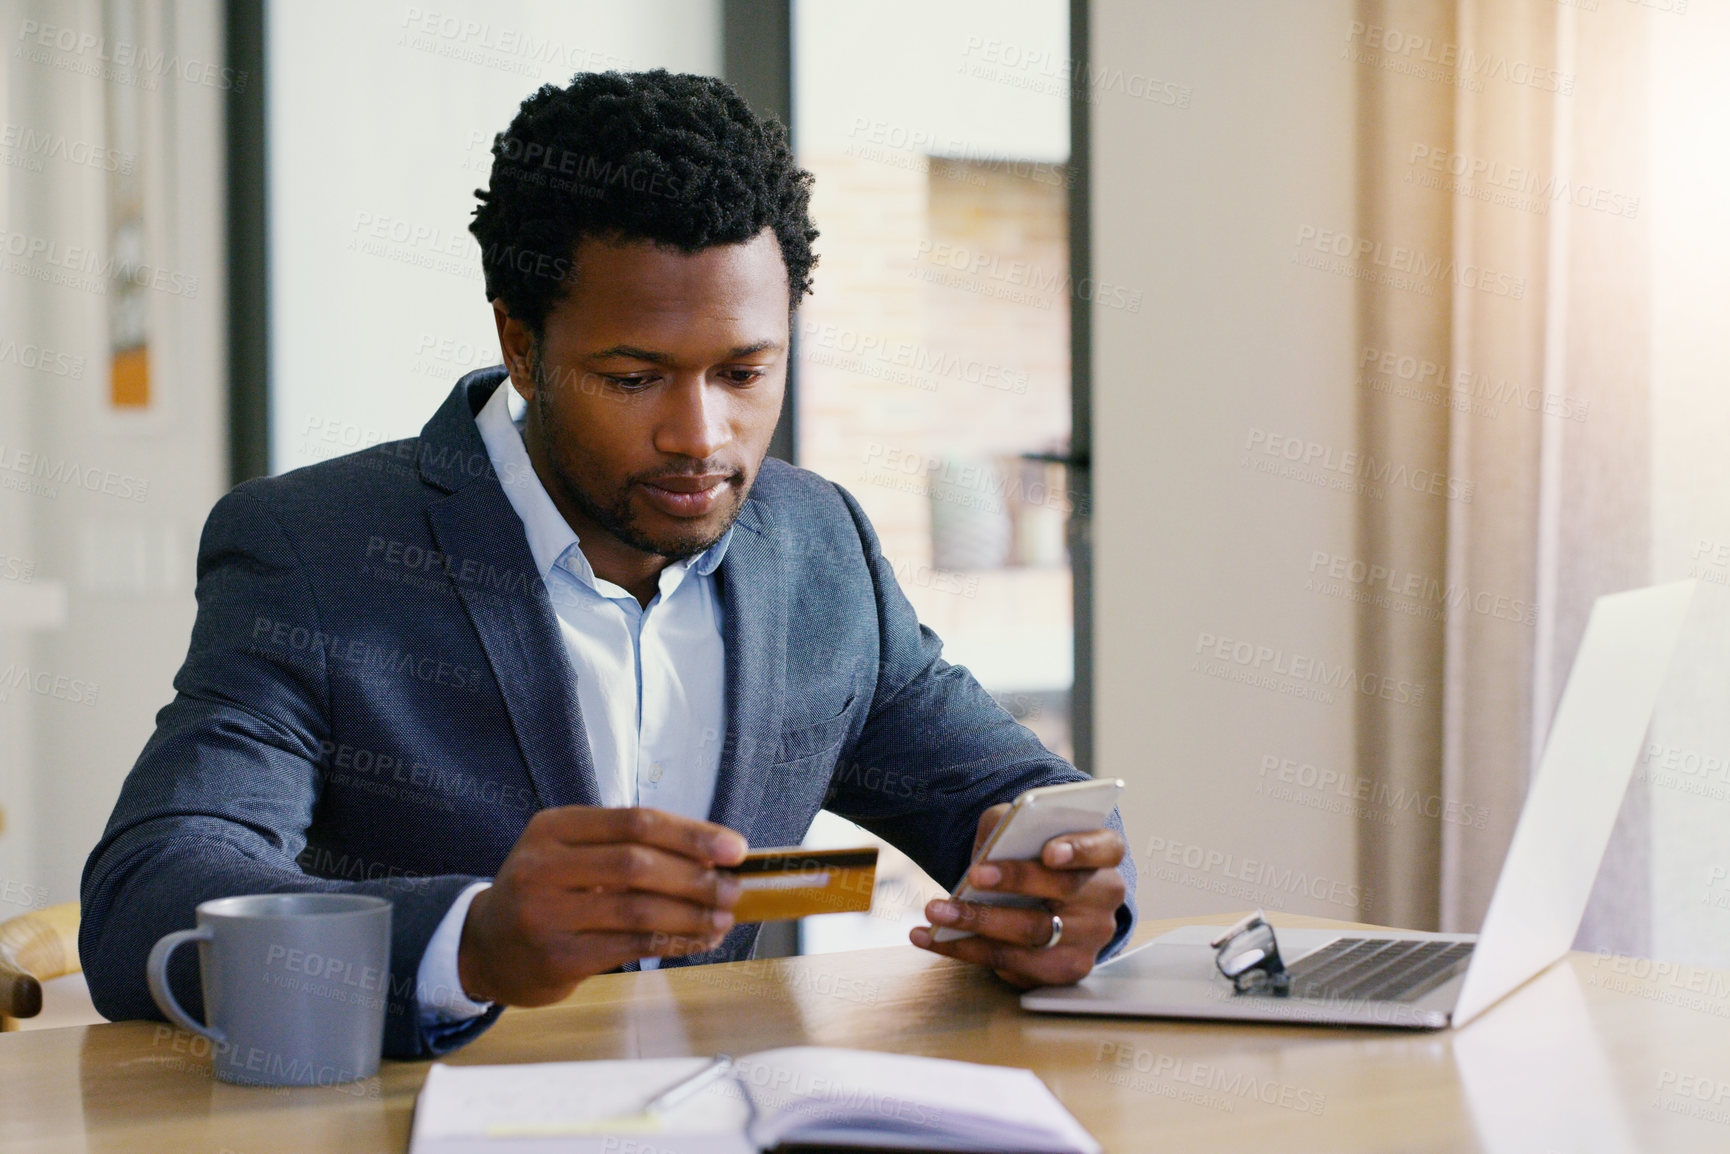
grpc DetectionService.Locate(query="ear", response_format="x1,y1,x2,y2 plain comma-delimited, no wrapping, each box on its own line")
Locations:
492,299,537,405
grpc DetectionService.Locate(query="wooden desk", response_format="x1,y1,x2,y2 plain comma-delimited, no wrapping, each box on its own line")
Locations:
4,912,1730,1152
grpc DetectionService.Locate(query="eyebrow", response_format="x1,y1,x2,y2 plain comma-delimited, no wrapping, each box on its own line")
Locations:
586,340,784,364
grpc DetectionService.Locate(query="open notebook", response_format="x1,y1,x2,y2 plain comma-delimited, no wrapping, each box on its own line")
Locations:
409,1045,1100,1154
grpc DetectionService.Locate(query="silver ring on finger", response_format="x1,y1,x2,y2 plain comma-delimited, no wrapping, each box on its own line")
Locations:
1039,912,1064,950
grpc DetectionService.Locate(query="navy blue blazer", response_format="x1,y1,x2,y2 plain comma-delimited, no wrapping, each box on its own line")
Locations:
81,368,1136,1057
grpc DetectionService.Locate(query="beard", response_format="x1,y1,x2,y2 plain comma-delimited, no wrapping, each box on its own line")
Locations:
531,357,747,562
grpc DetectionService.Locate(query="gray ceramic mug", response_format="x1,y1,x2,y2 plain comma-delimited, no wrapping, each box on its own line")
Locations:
147,893,391,1086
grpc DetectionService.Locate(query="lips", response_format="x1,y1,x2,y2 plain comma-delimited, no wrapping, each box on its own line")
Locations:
644,473,731,494
638,473,734,518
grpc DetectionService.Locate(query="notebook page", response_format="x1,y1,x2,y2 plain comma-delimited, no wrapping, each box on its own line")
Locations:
735,1047,1100,1154
410,1059,754,1154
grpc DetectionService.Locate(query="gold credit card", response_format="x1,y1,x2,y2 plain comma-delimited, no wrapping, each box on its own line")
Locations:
724,846,878,923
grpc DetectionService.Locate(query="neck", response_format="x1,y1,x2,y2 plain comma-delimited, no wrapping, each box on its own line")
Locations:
521,420,669,609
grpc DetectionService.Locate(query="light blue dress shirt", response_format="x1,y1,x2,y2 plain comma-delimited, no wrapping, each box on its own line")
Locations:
416,378,734,1021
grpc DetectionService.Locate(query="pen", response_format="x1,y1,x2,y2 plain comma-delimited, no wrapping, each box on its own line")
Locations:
643,1054,735,1116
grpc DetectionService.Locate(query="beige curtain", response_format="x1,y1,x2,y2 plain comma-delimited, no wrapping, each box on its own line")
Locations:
1353,0,1653,937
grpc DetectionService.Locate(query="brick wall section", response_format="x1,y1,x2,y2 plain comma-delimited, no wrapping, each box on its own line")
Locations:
795,151,1075,754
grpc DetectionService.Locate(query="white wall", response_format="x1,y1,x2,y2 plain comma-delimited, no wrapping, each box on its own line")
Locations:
269,0,721,472
794,0,1067,161
1092,1,1366,921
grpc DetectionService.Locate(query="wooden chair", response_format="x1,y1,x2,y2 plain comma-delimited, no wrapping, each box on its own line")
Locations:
0,903,82,1030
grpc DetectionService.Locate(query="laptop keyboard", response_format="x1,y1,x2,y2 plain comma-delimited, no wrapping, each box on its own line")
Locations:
1284,938,1474,1003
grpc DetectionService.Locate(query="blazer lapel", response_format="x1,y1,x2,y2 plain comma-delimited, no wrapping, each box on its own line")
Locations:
707,495,788,842
419,368,602,811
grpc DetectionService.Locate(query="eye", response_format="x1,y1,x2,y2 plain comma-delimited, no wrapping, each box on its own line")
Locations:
604,374,658,392
720,367,768,386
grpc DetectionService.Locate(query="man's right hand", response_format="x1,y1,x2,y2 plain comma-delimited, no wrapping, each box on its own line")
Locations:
456,806,748,1006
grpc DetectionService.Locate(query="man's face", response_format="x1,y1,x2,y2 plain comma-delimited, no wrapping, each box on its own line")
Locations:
498,229,790,564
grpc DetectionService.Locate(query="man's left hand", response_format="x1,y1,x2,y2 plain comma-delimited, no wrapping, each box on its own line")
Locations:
910,803,1127,988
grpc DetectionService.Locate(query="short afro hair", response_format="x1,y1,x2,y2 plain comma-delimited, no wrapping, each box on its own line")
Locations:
469,70,817,338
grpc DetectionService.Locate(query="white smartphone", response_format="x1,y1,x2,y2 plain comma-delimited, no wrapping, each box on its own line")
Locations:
931,777,1125,942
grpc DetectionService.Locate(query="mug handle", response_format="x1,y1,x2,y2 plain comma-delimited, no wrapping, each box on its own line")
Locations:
146,927,225,1045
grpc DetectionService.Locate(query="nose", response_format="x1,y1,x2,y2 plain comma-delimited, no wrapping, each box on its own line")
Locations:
654,374,730,462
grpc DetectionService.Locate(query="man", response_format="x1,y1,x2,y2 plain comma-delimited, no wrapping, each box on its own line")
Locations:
81,70,1136,1058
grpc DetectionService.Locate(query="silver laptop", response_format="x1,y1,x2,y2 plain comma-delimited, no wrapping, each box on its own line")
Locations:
1023,580,1703,1029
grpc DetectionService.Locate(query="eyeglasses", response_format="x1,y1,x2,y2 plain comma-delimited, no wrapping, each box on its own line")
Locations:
1209,910,1290,995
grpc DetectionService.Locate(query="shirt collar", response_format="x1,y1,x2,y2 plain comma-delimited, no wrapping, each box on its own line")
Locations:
473,378,734,590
